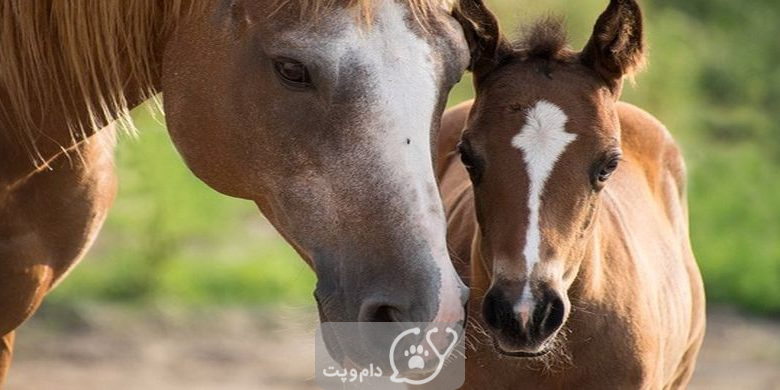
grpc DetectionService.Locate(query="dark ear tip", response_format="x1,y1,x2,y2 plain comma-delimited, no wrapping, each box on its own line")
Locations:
452,0,510,75
581,0,646,86
604,0,643,22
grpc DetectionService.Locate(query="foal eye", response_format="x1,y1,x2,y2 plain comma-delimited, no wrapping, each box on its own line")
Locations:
273,58,312,89
457,140,482,184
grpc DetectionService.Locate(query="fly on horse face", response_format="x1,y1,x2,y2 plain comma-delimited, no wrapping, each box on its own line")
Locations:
0,0,472,383
438,0,706,387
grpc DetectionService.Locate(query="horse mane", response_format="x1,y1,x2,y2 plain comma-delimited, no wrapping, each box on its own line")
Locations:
0,0,207,161
0,0,452,158
2,0,453,162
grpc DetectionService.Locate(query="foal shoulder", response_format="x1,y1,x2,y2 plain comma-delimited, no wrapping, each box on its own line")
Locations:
617,101,687,200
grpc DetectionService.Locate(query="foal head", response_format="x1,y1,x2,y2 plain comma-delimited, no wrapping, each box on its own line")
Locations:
161,0,470,330
455,0,645,356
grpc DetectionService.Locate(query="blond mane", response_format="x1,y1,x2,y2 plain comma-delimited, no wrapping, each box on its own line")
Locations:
276,0,453,22
1,0,452,162
0,0,209,161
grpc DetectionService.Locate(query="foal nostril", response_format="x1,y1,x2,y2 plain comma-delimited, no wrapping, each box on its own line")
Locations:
537,295,566,336
482,289,513,331
483,293,500,330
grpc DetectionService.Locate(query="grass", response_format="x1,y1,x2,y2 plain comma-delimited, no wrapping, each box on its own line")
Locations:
47,0,780,315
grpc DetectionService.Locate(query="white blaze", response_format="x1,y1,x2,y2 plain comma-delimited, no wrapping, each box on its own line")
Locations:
368,1,463,323
510,101,576,316
280,0,464,322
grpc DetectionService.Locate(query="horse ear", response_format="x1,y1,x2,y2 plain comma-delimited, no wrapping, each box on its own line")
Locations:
452,0,512,76
581,0,645,92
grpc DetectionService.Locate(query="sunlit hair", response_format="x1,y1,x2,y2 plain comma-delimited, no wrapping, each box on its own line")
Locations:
514,16,571,61
1,0,452,163
0,1,208,161
513,15,645,76
274,0,453,24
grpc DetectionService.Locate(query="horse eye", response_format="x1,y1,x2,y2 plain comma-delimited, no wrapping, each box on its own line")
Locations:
273,59,312,89
597,157,620,183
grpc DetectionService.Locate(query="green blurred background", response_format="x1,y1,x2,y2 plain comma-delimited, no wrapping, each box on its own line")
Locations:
48,0,780,315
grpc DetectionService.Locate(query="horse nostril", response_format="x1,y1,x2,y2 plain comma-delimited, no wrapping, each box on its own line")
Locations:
374,305,396,322
538,295,566,335
360,303,401,323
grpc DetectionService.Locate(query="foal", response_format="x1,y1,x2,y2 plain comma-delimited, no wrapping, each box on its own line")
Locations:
439,0,706,387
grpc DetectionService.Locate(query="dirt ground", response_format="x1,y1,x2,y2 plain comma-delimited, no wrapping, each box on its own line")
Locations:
6,305,780,389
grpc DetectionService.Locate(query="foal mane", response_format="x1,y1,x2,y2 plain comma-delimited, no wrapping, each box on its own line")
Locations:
512,15,646,77
513,16,572,62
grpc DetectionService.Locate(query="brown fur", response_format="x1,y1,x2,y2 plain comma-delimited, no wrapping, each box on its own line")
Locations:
0,127,117,388
438,0,705,388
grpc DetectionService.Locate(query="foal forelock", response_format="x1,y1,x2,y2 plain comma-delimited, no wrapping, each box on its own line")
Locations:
510,101,577,306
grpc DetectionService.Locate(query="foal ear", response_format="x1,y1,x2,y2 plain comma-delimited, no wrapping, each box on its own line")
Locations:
581,0,645,91
453,0,512,76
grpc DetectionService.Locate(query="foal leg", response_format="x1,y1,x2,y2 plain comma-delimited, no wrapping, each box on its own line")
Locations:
0,331,15,388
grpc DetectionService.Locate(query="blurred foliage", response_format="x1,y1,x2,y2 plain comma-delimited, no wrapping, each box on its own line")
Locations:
49,0,780,314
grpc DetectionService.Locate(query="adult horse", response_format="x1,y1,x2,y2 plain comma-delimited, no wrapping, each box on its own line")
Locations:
439,0,706,387
0,0,471,384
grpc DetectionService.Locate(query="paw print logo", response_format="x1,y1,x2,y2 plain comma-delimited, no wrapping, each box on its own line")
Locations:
404,344,429,370
389,327,459,385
